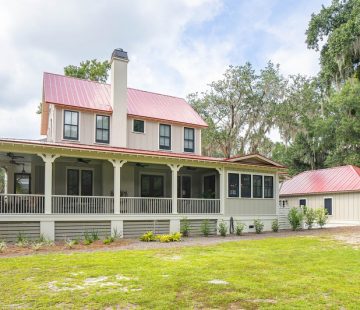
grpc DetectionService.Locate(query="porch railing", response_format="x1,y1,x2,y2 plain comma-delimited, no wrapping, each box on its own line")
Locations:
52,195,114,214
120,197,172,214
0,194,45,214
178,198,221,214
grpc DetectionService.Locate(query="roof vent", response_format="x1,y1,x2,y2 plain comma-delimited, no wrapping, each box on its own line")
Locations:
111,48,128,61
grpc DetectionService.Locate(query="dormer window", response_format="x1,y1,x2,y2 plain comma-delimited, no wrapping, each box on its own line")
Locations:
96,115,110,144
63,110,79,140
184,127,195,152
133,119,145,133
159,124,171,150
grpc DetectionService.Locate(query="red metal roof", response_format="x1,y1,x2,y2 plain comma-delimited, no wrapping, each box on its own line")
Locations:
280,165,360,196
43,73,207,127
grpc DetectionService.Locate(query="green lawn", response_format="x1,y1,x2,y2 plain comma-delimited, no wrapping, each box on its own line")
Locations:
0,236,359,309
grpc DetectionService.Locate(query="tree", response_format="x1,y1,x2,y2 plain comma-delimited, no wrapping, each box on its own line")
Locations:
188,62,286,158
64,59,111,82
324,78,360,166
37,59,111,114
306,0,360,88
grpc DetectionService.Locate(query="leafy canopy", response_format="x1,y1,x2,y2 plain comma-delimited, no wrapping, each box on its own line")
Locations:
64,59,111,82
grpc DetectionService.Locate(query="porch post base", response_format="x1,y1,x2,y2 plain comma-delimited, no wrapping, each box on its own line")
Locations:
169,219,181,233
111,220,124,238
40,220,55,241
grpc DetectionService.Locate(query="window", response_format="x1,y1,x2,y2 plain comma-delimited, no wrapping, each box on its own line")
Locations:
178,175,192,198
141,175,164,197
203,175,216,198
159,124,171,150
184,127,195,152
241,174,251,198
228,173,239,197
96,115,110,143
63,110,79,140
133,119,145,133
299,199,307,207
253,175,263,198
264,176,274,198
67,169,93,196
14,173,31,194
324,198,332,215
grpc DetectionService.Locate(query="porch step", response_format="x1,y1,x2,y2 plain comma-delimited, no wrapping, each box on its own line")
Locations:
123,220,170,238
0,221,40,242
55,221,111,241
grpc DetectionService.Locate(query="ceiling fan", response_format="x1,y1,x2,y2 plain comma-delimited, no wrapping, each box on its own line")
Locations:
7,152,24,160
135,163,149,168
77,158,91,164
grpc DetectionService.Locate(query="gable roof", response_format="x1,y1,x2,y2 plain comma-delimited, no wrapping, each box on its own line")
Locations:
280,165,360,196
42,72,207,129
226,154,285,168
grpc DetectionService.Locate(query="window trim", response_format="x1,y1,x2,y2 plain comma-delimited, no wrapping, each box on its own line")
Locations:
159,123,172,150
65,167,94,196
63,110,79,141
183,127,195,153
132,119,145,134
95,114,110,144
324,197,333,216
226,171,275,199
299,198,307,207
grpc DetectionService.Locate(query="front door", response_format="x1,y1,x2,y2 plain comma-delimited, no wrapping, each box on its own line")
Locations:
203,175,216,198
141,174,164,197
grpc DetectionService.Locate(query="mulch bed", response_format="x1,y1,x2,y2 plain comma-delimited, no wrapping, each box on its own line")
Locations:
1,226,359,258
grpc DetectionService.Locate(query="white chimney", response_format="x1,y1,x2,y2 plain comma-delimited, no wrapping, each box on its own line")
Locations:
110,48,128,147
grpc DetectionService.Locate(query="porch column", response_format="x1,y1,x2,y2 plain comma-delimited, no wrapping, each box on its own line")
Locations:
216,167,225,214
38,154,59,214
275,172,280,216
109,159,127,214
168,164,182,214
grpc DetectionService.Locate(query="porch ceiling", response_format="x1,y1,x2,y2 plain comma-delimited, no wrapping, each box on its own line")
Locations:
0,139,287,173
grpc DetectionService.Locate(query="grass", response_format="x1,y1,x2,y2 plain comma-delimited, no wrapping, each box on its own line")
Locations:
0,236,359,309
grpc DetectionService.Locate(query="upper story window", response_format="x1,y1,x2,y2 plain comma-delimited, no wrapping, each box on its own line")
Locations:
96,115,110,144
159,124,171,150
133,119,145,133
253,175,263,198
264,176,274,198
228,173,239,197
184,127,195,152
63,110,79,140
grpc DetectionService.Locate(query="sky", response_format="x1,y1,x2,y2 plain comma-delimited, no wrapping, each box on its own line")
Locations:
0,0,330,140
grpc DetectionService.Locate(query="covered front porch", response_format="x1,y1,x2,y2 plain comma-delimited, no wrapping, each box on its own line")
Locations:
0,150,223,215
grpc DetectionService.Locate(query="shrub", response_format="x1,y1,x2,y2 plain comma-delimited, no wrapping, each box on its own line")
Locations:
157,232,182,243
140,231,156,242
235,222,246,236
103,236,115,245
218,220,228,237
0,241,7,253
200,220,211,237
65,239,77,249
254,219,264,234
180,218,190,237
15,233,29,247
271,219,279,232
83,232,93,245
288,207,304,231
304,207,317,229
112,228,121,240
38,234,54,246
90,230,99,241
316,208,329,228
31,242,43,251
